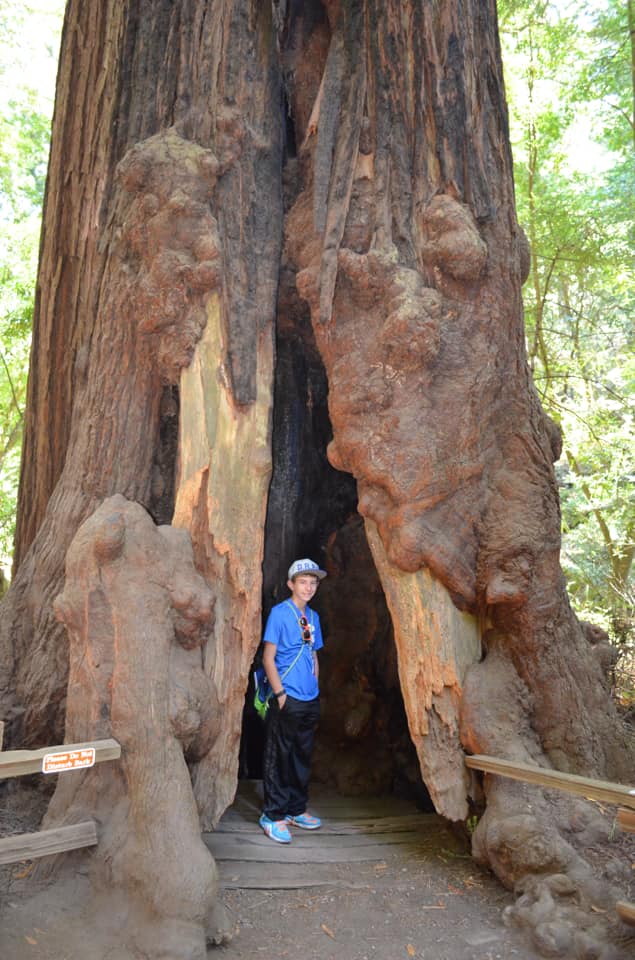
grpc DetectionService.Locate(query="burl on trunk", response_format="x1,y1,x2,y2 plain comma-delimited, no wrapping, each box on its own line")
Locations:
43,496,230,956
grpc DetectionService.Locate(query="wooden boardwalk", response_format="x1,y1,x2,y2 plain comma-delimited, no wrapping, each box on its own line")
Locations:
203,780,450,890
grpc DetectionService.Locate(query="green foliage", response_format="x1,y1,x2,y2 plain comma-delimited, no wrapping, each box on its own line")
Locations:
466,814,480,835
499,0,635,697
0,91,52,219
576,0,635,155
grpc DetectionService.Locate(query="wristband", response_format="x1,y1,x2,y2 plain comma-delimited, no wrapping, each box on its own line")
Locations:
274,689,286,698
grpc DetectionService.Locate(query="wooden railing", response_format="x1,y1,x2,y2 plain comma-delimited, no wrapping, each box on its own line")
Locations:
0,723,120,866
465,754,635,927
465,754,635,808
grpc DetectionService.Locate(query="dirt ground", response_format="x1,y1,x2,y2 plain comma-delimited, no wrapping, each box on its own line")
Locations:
1,843,542,960
216,857,545,960
1,781,633,960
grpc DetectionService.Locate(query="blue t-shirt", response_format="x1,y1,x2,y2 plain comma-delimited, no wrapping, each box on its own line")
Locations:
263,600,323,701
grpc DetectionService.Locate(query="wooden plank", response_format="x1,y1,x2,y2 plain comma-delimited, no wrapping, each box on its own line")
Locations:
465,755,635,809
204,833,430,863
217,861,369,890
617,807,635,833
0,821,98,865
0,738,121,780
228,800,418,825
215,813,442,835
206,827,432,849
616,901,635,926
213,786,447,889
229,801,421,826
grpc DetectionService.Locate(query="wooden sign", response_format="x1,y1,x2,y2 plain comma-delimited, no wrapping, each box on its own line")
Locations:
42,747,96,774
0,738,120,779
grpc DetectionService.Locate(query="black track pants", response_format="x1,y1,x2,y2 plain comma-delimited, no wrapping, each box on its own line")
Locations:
262,694,320,821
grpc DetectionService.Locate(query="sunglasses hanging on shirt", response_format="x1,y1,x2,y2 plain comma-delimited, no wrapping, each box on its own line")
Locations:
285,601,315,644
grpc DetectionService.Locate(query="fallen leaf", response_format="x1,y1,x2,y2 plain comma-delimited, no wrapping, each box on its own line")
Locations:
321,923,336,940
447,884,463,895
13,864,33,880
407,945,416,956
25,936,37,945
463,875,483,888
590,905,607,914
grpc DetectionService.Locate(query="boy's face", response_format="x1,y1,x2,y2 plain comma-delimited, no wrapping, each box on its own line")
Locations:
288,574,319,605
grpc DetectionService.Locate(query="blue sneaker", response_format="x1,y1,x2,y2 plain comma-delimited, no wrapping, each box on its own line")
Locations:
259,814,292,843
285,812,321,830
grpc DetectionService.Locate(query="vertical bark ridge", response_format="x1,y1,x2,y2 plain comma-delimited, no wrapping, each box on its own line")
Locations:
15,0,128,567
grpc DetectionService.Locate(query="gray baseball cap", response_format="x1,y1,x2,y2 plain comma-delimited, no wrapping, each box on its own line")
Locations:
288,558,327,581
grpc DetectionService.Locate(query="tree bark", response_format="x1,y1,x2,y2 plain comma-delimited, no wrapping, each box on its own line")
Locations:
40,496,230,956
1,2,632,956
1,0,282,767
283,0,631,794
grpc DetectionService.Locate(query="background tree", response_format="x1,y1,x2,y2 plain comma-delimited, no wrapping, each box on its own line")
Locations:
499,0,635,699
0,1,64,574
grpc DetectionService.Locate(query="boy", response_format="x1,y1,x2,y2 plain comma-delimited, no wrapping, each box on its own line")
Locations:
259,558,326,843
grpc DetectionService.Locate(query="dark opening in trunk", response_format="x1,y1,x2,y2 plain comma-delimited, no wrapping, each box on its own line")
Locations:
239,282,431,810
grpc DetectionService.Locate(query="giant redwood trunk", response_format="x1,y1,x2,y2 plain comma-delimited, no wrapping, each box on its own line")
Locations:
1,0,633,956
2,2,282,790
